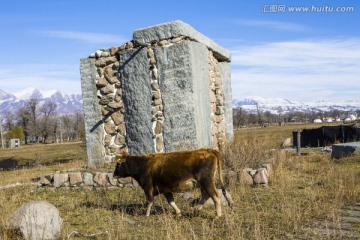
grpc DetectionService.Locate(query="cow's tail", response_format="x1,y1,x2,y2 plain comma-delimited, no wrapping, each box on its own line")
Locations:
214,150,233,207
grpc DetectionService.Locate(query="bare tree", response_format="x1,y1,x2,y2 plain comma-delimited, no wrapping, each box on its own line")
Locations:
17,107,30,144
4,111,15,131
27,99,39,142
39,101,57,143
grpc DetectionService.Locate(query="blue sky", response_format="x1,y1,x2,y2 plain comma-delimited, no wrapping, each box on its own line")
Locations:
0,0,359,102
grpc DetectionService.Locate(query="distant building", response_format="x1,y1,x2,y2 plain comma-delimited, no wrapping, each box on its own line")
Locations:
8,138,20,148
313,118,322,123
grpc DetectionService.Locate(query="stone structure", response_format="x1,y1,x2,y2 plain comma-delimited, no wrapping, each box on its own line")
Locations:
80,20,233,165
332,142,360,159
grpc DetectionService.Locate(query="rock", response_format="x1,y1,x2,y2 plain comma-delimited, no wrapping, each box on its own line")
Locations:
101,51,110,57
115,133,126,145
100,84,115,95
202,189,232,207
155,135,163,152
151,81,160,91
83,173,94,186
96,78,108,88
104,121,116,135
6,201,63,240
108,101,124,109
111,111,124,125
94,172,108,186
181,192,194,200
95,50,103,58
117,122,126,135
39,175,53,186
99,95,114,105
104,134,112,146
107,173,117,186
154,121,162,135
126,41,134,49
332,142,360,159
282,138,292,147
110,46,119,56
239,169,253,185
262,163,272,178
253,168,268,185
53,173,68,188
69,172,83,186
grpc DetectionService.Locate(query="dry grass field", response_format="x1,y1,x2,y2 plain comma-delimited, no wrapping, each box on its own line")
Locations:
0,123,359,239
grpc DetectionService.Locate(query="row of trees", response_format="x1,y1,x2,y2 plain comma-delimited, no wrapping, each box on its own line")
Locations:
233,107,360,128
1,99,85,144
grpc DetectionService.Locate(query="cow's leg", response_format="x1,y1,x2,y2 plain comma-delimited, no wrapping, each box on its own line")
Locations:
205,184,222,218
195,187,210,211
163,192,181,216
145,190,154,217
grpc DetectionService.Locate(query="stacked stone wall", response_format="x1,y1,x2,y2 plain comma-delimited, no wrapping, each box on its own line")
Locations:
81,21,233,165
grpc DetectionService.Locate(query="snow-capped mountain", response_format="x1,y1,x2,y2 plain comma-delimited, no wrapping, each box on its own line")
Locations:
233,96,360,114
0,88,83,117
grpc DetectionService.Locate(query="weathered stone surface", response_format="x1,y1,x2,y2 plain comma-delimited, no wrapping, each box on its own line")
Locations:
94,172,108,186
332,142,360,159
104,134,112,146
69,172,82,186
282,138,292,147
39,175,53,186
107,173,117,186
6,201,63,240
117,122,126,135
154,121,162,134
104,121,116,135
111,111,124,125
119,47,154,154
100,84,114,94
133,20,231,61
155,41,211,151
253,168,268,185
83,173,94,186
155,135,163,152
110,46,119,56
218,62,233,140
115,133,126,145
96,78,107,88
95,56,117,67
239,169,254,185
80,58,105,166
53,173,68,188
99,95,113,105
108,101,123,109
202,189,232,207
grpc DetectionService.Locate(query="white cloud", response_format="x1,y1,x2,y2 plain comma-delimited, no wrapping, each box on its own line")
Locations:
41,30,126,44
230,38,360,101
232,19,308,31
0,64,81,95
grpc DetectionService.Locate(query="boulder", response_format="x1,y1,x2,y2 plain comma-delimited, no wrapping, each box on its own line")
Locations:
253,168,268,185
6,201,63,240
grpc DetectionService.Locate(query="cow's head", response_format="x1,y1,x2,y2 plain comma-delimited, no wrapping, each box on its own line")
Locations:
113,154,127,178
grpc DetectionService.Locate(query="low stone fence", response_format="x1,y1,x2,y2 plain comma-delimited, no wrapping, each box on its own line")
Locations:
31,170,138,189
28,162,273,189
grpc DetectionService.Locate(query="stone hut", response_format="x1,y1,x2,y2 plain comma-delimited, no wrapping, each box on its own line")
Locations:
80,20,233,166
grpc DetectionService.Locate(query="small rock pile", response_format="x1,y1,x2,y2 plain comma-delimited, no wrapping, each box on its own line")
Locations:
33,170,138,189
239,163,273,186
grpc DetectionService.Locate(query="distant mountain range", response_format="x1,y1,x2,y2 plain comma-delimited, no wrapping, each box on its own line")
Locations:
1,88,360,118
0,88,83,117
233,96,360,115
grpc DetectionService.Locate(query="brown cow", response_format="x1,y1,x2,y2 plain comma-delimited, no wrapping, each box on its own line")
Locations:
113,148,232,217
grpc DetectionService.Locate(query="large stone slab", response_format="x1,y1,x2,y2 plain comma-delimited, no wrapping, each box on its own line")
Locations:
218,62,233,140
133,20,231,62
6,201,63,240
332,142,360,159
80,58,105,166
119,48,154,154
155,41,211,151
